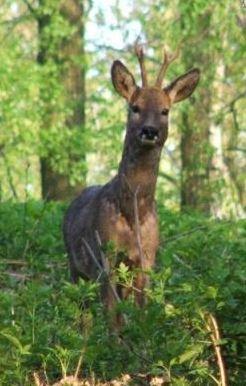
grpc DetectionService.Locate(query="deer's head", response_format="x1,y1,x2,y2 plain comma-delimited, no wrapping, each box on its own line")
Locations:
111,45,200,148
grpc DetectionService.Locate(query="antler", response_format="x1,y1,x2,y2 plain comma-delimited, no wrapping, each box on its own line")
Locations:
134,40,148,87
155,46,179,88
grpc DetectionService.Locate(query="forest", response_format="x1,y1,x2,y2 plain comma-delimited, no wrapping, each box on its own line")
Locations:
0,0,245,385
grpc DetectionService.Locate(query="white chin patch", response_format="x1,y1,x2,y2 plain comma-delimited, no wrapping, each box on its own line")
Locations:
140,134,158,145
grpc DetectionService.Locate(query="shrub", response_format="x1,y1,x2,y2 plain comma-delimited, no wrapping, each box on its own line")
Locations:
0,201,245,385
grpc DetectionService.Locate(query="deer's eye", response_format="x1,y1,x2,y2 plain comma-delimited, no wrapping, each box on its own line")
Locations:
161,108,169,116
131,105,140,114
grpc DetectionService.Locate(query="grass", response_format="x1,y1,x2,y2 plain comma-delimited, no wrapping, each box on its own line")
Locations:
0,200,245,385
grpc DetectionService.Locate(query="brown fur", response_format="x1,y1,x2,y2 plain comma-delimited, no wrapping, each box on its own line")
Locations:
63,53,200,310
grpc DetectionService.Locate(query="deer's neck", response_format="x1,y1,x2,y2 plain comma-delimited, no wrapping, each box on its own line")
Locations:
116,134,162,222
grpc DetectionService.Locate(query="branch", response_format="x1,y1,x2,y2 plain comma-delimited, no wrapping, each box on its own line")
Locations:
163,225,207,244
221,90,246,114
74,352,84,380
133,186,145,271
122,174,146,271
0,14,31,26
33,372,44,386
205,313,228,386
163,147,180,168
95,230,110,274
226,147,246,153
159,171,178,185
229,90,246,107
22,0,37,16
2,259,28,266
82,238,122,305
5,271,30,280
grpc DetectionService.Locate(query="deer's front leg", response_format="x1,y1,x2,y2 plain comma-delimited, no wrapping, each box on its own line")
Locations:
130,252,154,307
134,270,150,307
101,279,117,311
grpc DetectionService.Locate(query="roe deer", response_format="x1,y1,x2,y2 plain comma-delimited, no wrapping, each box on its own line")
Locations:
63,44,200,309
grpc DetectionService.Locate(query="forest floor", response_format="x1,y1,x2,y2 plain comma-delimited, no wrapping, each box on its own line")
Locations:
0,201,245,385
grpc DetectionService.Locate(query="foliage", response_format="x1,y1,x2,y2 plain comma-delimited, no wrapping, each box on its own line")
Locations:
0,2,245,385
0,0,86,200
0,201,245,385
0,1,245,213
129,0,246,213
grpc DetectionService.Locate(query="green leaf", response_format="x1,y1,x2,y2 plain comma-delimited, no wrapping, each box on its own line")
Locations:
171,344,203,365
1,331,31,355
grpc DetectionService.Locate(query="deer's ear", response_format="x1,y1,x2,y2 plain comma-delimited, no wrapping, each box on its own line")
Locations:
164,68,200,104
111,60,137,101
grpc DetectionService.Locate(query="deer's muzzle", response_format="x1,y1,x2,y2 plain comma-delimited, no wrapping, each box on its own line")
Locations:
139,126,159,145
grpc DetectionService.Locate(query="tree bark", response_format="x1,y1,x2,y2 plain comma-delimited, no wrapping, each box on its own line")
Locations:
38,0,85,201
180,92,212,214
223,103,246,211
180,12,213,214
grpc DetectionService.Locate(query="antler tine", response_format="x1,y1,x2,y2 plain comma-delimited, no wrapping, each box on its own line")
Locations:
155,46,179,88
134,40,148,87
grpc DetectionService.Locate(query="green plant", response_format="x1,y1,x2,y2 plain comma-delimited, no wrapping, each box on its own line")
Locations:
0,201,245,385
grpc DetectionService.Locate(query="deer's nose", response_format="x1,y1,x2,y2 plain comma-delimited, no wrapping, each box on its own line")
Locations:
141,126,159,141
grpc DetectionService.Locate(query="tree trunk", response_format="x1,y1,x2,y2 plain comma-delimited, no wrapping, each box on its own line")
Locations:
181,98,212,214
180,12,213,214
223,104,246,211
38,0,85,201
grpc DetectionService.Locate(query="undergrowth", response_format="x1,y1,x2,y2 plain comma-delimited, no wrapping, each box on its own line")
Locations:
0,201,245,385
